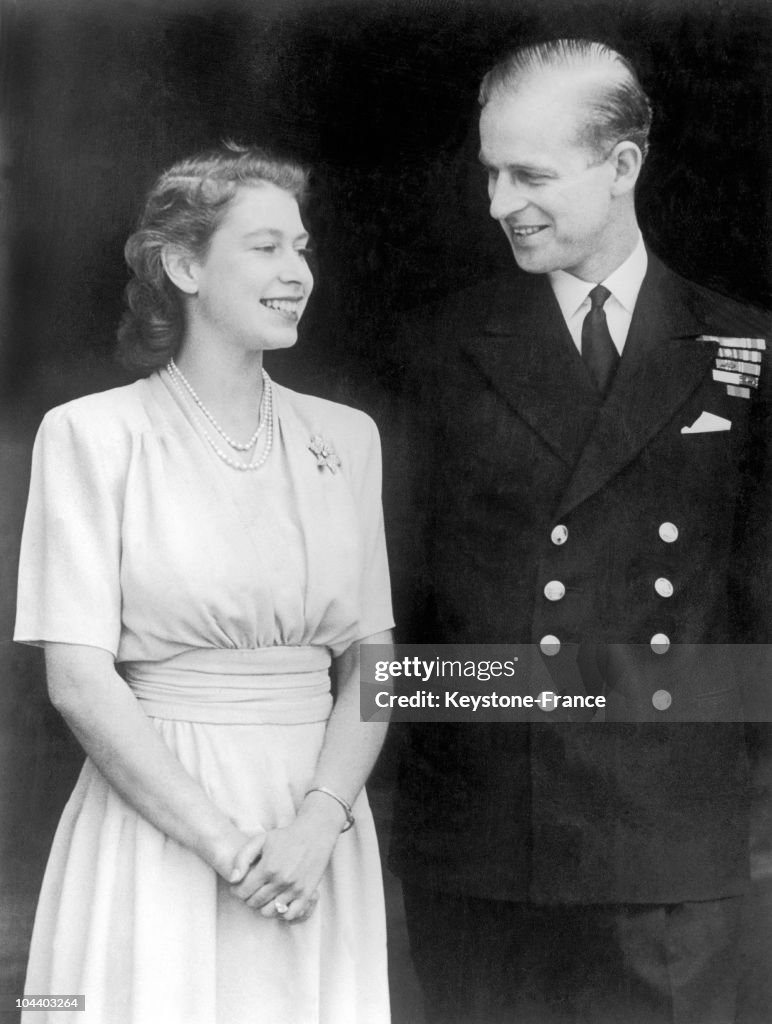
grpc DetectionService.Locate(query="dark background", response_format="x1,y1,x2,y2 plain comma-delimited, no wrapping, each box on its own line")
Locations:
1,0,771,1020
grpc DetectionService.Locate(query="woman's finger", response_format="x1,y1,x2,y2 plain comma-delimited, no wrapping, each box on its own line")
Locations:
283,889,320,924
254,883,302,914
229,831,266,884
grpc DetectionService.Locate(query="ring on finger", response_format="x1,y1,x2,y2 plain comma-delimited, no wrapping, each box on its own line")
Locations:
274,900,290,915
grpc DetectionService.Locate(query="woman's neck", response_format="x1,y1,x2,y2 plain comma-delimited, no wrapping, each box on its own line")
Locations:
172,337,266,440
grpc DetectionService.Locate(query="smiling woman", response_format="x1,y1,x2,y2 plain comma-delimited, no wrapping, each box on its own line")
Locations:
164,184,313,356
13,144,394,1023
116,142,313,370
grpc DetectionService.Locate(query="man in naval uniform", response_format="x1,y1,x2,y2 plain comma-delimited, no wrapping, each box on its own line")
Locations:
390,39,771,1024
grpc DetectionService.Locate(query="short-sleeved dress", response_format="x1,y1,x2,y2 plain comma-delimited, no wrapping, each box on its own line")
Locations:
14,369,394,1024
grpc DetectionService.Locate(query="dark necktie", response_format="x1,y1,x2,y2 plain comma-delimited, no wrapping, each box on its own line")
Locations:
581,284,619,395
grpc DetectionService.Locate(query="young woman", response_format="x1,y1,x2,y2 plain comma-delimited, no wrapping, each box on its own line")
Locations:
15,144,393,1023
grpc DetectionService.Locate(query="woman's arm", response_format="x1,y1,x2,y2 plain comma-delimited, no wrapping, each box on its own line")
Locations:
45,643,250,881
230,629,393,920
303,627,393,817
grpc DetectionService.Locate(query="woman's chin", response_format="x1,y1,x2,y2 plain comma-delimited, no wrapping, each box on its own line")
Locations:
248,328,300,353
261,332,299,352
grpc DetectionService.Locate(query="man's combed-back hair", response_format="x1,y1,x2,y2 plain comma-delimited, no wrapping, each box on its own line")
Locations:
117,142,309,374
479,39,652,162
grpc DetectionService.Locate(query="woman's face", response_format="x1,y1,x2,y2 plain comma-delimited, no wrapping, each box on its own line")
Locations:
186,182,313,353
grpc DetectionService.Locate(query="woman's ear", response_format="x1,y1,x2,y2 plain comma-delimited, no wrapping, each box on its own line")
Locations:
161,246,200,295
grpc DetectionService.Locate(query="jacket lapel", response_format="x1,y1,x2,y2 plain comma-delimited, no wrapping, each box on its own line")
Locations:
461,271,602,467
556,254,715,517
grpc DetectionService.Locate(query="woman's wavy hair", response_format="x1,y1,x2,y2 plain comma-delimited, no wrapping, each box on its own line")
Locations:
117,143,309,374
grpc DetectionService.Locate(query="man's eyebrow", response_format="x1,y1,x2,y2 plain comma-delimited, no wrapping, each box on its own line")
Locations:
477,156,557,177
518,165,558,177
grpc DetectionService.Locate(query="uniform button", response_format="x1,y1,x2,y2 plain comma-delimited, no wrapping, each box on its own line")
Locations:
654,577,674,598
650,633,670,654
652,689,672,711
551,524,569,546
544,580,566,601
659,522,679,543
536,691,559,712
539,635,561,656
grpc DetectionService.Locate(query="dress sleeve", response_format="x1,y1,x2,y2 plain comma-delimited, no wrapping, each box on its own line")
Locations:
14,405,123,656
351,414,395,641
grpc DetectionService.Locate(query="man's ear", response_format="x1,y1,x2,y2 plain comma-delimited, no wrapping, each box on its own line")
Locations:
609,140,643,197
161,246,200,295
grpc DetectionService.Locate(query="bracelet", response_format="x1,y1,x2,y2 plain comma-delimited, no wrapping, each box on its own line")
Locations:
305,786,355,832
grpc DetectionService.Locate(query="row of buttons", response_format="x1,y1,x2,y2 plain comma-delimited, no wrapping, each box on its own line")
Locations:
544,577,675,601
550,521,680,546
539,520,679,710
542,519,679,654
539,634,672,656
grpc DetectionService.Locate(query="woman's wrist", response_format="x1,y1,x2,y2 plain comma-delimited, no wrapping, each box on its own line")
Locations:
298,790,350,837
199,824,249,879
305,785,355,831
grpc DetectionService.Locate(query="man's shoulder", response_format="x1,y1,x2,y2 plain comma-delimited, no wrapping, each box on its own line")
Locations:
402,274,504,330
397,270,541,365
653,256,772,337
407,269,543,318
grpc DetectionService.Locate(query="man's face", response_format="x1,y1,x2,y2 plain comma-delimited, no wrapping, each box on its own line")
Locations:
479,84,619,280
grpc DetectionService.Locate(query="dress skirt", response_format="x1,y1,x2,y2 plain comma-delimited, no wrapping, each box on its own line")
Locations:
23,648,390,1024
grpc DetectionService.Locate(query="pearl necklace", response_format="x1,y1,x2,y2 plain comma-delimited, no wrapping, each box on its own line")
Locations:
168,357,268,450
166,360,274,472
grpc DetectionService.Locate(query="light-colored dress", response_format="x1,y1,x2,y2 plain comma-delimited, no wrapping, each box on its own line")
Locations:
14,369,394,1024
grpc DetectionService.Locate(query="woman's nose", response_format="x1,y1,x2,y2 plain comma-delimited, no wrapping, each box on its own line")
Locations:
279,250,313,285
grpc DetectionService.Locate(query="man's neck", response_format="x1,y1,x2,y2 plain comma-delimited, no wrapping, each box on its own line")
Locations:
548,233,648,355
571,217,641,284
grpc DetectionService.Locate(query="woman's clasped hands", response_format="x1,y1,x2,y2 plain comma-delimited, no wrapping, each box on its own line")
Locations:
226,797,347,924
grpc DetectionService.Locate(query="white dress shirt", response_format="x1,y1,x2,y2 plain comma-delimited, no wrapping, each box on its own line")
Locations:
548,235,648,356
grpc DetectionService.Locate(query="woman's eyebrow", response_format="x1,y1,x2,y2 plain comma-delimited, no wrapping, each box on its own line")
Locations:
242,228,310,243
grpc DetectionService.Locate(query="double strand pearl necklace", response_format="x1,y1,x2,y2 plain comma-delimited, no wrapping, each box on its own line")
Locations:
168,357,269,449
166,359,274,472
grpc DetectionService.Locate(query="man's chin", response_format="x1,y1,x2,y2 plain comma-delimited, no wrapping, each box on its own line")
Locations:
509,247,553,275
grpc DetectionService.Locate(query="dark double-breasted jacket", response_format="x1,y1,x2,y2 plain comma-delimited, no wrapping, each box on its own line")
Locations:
390,252,772,904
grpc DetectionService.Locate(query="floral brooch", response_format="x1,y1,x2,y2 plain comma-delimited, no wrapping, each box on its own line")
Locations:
308,435,341,473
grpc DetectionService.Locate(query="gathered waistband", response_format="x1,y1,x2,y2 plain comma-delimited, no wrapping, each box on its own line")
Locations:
122,646,333,725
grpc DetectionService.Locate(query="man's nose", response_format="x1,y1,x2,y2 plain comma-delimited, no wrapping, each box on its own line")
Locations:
488,177,529,221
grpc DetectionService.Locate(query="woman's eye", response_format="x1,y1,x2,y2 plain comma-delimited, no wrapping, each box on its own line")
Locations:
253,244,276,253
297,247,313,260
